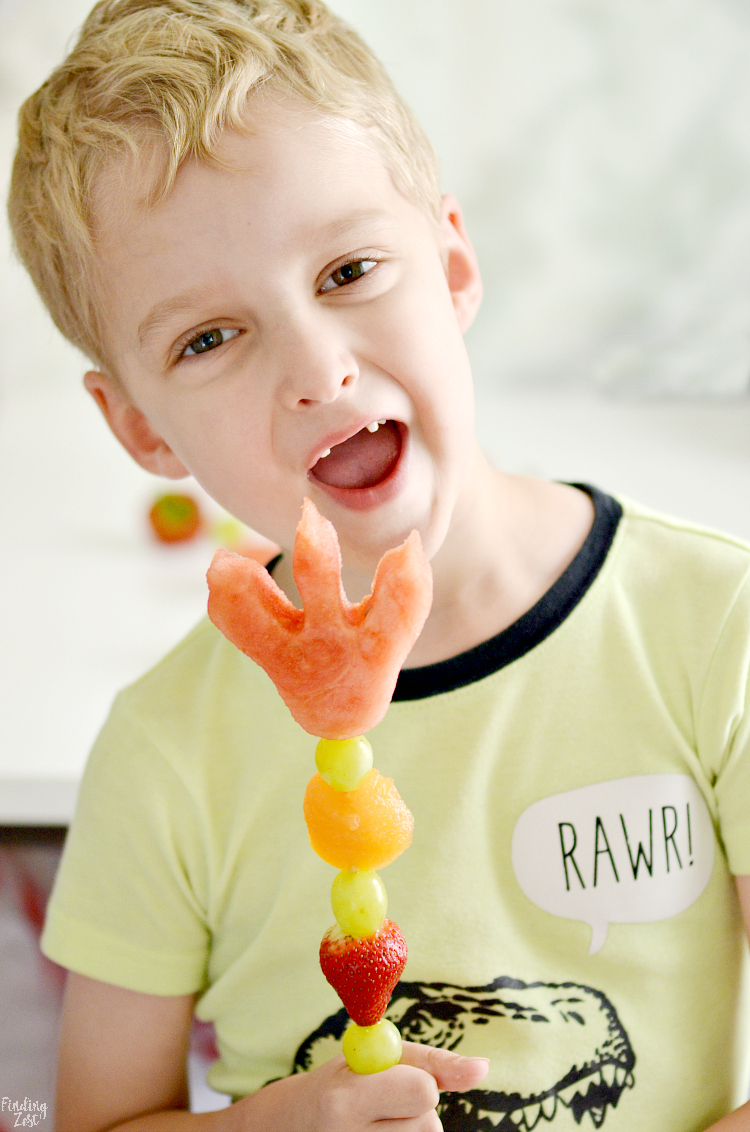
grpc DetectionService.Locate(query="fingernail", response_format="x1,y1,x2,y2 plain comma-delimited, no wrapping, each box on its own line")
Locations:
460,1056,489,1066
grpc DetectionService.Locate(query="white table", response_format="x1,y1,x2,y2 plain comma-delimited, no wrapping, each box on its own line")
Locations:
0,382,220,824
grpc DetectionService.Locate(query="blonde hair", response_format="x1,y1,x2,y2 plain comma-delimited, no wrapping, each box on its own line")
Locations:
8,0,441,368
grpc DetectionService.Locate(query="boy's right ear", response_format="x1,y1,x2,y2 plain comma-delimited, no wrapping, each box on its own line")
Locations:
440,195,483,333
83,371,190,479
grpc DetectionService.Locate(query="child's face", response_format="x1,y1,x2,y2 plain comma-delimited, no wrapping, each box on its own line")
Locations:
87,100,482,569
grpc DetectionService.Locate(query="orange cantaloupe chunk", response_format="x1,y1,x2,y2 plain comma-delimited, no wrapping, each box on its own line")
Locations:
303,769,414,871
207,498,432,739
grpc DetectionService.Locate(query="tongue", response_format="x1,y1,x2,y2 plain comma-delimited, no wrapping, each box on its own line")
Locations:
311,421,400,490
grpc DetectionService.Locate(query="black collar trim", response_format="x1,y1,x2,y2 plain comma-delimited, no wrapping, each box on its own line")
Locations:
392,484,622,701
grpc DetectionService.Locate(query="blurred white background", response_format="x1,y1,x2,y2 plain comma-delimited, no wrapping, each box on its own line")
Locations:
337,0,750,398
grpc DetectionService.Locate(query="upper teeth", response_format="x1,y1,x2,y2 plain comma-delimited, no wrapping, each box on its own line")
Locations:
319,420,387,458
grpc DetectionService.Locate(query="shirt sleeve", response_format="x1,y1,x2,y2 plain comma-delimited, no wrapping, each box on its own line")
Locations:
41,692,211,995
697,569,750,876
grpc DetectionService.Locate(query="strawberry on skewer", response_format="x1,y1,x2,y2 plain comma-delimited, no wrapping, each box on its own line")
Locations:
319,921,408,1027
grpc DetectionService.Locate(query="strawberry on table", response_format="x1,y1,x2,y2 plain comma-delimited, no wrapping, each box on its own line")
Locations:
148,492,202,543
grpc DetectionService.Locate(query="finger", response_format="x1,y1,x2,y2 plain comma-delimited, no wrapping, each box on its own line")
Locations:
399,1041,490,1092
342,1062,440,1120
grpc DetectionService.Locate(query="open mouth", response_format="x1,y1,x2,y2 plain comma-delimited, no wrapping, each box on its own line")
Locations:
308,419,403,492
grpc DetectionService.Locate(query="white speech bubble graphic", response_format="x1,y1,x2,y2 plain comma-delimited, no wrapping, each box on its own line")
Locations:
511,774,714,954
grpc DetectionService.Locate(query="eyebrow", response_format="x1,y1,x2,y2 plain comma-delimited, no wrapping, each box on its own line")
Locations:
316,210,397,245
137,287,215,350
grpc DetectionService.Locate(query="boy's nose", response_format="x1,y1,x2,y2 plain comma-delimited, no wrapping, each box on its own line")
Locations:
274,315,358,409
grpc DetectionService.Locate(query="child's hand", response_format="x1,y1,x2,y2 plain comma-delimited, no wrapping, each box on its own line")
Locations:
234,1041,490,1131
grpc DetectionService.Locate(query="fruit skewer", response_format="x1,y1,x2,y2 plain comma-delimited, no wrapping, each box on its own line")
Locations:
308,738,411,1071
207,499,432,1072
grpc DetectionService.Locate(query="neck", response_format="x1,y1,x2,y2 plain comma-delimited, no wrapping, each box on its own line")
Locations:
403,454,595,667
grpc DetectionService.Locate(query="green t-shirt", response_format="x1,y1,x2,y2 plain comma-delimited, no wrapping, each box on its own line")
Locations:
43,489,750,1129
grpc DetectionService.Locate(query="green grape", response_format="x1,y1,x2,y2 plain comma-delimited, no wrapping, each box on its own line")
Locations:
342,1019,402,1074
331,870,387,938
315,736,373,792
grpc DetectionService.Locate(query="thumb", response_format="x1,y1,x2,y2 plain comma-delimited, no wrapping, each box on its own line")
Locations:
399,1041,490,1091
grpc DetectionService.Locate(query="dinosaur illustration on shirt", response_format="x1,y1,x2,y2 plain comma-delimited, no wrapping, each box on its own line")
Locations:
292,976,636,1130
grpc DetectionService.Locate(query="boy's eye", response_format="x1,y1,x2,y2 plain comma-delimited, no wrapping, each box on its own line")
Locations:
182,327,239,357
319,259,377,293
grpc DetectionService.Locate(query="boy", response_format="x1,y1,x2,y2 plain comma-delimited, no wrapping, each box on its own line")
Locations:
8,0,750,1128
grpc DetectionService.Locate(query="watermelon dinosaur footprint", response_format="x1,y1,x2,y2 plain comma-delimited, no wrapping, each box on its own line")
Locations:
206,497,432,739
